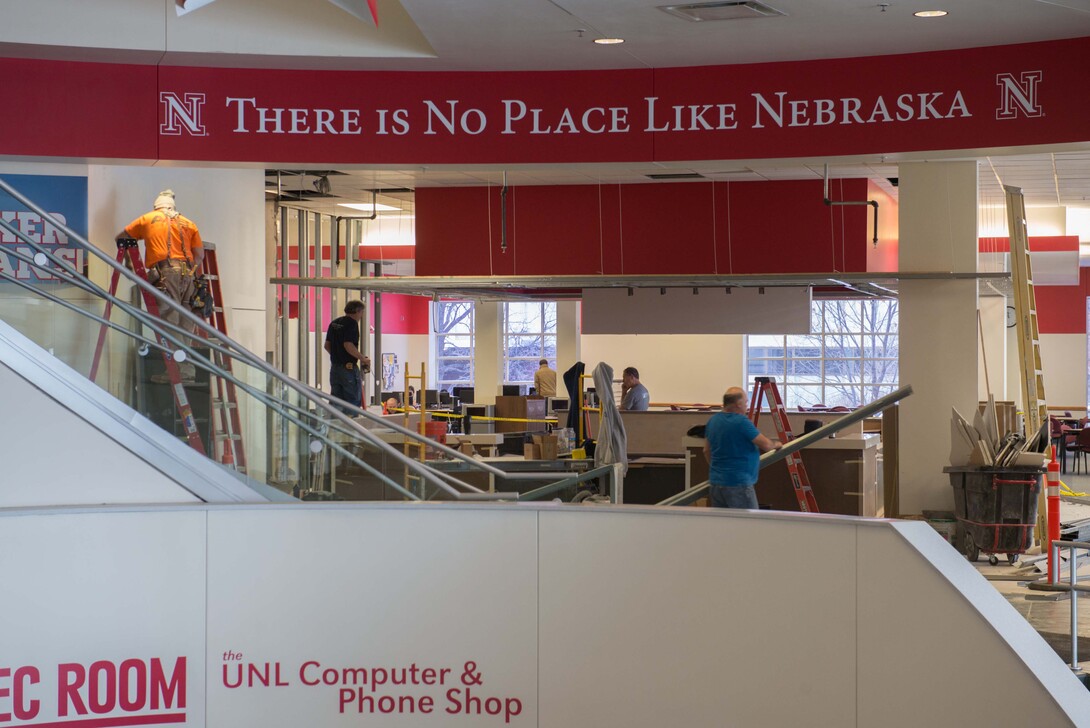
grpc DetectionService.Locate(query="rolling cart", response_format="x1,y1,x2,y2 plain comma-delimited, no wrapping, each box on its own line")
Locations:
945,466,1044,565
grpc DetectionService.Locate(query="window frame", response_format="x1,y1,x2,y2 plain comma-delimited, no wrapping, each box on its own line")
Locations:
502,301,558,387
432,300,475,393
745,298,899,409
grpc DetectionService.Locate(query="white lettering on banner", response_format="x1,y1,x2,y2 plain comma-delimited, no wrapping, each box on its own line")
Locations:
644,97,738,131
751,90,971,127
160,92,207,136
502,99,631,134
376,108,411,135
996,71,1043,119
0,210,69,245
219,651,525,723
203,86,991,140
423,100,488,135
0,657,186,723
226,97,364,134
0,210,84,282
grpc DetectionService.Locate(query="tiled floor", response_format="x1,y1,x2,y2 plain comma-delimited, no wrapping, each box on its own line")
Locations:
974,470,1090,673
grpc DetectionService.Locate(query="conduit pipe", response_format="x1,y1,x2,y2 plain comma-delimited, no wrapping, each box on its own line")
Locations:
500,171,509,254
824,164,879,247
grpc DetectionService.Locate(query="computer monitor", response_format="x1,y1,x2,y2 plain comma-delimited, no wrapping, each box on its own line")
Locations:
438,390,451,405
424,389,439,406
380,391,400,405
452,386,475,404
502,384,521,397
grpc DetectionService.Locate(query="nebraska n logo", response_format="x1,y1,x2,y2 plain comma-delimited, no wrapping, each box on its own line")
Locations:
996,71,1043,120
160,92,208,136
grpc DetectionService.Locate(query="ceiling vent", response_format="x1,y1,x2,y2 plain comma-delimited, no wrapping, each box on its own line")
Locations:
658,1,786,22
646,172,706,180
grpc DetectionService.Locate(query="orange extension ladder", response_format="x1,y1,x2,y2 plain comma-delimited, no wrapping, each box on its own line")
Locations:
748,376,820,513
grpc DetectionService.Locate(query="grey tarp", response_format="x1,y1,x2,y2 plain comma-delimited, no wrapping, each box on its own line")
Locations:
592,361,627,475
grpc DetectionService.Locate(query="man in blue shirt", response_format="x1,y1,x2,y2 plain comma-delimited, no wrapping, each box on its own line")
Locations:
620,366,650,411
703,389,780,509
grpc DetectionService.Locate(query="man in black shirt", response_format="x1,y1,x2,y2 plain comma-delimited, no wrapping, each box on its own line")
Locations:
324,300,370,413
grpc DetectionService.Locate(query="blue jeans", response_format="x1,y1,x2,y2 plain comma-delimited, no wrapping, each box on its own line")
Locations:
330,365,362,413
710,484,759,509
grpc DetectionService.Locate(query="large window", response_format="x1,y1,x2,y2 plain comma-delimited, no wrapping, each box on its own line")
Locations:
434,301,474,393
746,299,898,409
503,302,557,386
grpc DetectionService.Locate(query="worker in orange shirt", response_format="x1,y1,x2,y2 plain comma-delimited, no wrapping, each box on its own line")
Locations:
117,189,204,383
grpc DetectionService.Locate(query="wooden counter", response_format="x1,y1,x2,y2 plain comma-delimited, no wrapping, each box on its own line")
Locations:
683,433,882,517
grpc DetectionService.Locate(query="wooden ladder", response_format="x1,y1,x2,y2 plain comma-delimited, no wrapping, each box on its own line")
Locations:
1004,185,1048,541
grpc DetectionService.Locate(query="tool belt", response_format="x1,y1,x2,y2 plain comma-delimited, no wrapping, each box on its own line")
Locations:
154,258,192,274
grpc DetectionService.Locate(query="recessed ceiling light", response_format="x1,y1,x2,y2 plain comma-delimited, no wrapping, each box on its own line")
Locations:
338,202,401,212
913,9,948,17
594,37,625,44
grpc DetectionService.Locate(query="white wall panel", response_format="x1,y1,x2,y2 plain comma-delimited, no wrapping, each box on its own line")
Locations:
538,509,857,727
0,360,200,505
581,333,744,405
1040,333,1088,410
582,286,810,335
857,523,1088,726
3,504,1089,726
0,510,207,725
206,507,538,727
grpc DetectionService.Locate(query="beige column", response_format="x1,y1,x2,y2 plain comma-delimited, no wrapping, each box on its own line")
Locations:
556,301,581,381
474,301,503,405
898,161,979,514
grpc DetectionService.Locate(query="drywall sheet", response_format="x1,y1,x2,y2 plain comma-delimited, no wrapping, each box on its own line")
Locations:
582,286,811,334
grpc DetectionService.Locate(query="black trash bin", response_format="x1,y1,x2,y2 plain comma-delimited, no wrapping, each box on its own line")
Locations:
944,466,1043,565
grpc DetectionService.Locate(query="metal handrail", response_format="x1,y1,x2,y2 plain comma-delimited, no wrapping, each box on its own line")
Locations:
1050,539,1089,672
518,464,617,502
0,178,524,500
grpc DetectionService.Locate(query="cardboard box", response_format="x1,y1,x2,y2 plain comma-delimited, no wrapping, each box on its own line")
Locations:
524,443,541,460
460,441,475,455
533,434,558,460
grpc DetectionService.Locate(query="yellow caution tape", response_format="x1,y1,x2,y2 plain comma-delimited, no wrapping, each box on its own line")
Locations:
386,407,555,423
1059,480,1089,497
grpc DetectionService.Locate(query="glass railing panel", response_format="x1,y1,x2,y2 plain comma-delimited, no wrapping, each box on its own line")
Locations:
0,177,533,502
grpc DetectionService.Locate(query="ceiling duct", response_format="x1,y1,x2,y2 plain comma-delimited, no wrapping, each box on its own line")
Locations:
658,1,786,22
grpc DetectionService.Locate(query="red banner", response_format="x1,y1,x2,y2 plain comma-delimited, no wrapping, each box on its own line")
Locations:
0,36,1086,164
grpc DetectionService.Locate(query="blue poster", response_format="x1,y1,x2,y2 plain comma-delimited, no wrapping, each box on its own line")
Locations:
0,174,89,282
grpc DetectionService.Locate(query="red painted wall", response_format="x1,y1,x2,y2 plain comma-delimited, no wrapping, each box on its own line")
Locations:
376,293,429,335
1036,267,1090,335
416,180,870,276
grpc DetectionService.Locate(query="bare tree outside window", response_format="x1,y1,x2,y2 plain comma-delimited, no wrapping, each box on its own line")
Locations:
504,302,557,387
747,299,898,409
434,300,474,392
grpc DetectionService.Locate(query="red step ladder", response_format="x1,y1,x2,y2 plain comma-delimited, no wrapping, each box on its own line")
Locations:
90,238,205,455
198,242,247,473
748,376,820,513
89,239,246,472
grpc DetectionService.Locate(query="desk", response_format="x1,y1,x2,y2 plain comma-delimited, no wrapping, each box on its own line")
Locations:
683,434,882,516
